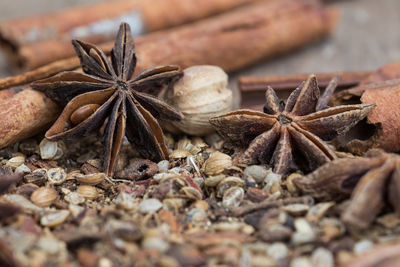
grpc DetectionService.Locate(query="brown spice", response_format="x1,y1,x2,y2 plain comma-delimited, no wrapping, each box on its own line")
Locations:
295,149,400,229
0,0,262,71
332,63,400,154
210,75,374,175
32,23,183,177
0,0,337,90
240,71,372,92
0,88,60,149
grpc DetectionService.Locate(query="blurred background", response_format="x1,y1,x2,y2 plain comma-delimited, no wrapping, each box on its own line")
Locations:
0,0,399,85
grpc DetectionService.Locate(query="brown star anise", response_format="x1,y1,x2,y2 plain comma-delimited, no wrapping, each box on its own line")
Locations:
32,23,183,176
294,149,400,229
210,75,374,175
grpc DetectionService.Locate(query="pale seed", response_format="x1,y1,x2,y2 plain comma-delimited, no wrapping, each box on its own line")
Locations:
203,151,232,176
39,138,58,160
31,187,58,207
222,186,244,209
48,168,67,185
6,155,25,169
170,149,191,159
40,210,70,227
77,185,98,200
76,172,106,185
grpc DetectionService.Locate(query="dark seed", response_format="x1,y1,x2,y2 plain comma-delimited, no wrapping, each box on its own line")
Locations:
70,104,100,125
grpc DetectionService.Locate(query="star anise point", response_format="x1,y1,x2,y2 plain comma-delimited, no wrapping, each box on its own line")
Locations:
210,74,374,176
32,22,183,177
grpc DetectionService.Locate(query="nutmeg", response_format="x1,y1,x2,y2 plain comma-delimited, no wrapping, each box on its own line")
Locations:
162,65,233,135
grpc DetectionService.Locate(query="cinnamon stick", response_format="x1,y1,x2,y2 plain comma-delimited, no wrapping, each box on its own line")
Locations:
1,0,262,71
0,0,337,149
240,71,372,92
332,62,400,154
0,0,338,90
0,88,59,148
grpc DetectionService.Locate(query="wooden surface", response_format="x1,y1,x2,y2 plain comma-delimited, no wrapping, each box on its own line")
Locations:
0,0,399,94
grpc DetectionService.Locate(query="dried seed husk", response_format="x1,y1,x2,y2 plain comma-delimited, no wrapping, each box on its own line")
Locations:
222,186,244,209
77,185,98,200
284,173,302,194
203,151,232,176
163,198,187,211
31,187,58,207
216,176,245,198
40,210,70,227
180,186,202,200
39,138,58,160
47,167,67,185
5,155,25,169
170,149,191,159
76,172,106,185
115,191,136,210
204,175,226,187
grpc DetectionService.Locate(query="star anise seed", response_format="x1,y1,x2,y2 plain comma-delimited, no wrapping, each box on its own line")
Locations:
32,23,183,176
294,149,400,229
210,75,375,176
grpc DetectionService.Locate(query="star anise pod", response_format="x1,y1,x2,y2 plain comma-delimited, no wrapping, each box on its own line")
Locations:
294,149,400,229
32,23,183,176
210,75,374,175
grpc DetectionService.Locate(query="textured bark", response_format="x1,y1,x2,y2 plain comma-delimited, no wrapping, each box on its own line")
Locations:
1,0,337,72
0,0,262,71
0,88,59,148
333,63,400,154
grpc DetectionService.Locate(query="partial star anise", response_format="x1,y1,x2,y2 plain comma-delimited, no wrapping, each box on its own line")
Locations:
294,149,400,229
32,23,183,176
210,75,374,175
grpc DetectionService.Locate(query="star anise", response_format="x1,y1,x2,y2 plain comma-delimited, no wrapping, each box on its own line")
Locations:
294,149,400,229
210,75,375,175
32,23,183,176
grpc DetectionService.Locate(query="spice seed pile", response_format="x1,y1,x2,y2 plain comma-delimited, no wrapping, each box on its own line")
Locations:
0,13,400,267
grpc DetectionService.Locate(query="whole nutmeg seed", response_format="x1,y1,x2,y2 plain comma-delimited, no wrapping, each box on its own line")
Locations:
162,65,233,135
77,185,98,200
203,151,232,176
31,187,58,207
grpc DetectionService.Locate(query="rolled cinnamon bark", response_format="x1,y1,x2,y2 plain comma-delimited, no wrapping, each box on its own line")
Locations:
240,71,372,92
332,63,400,154
0,0,338,90
0,0,337,148
0,88,59,148
1,0,262,71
